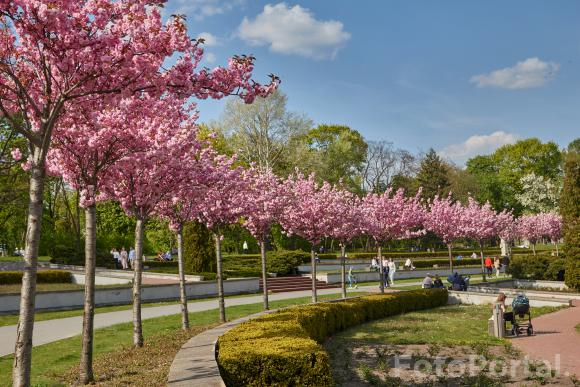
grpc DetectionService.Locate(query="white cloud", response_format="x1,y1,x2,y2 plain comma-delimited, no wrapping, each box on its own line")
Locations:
204,52,217,64
197,32,220,47
174,0,244,20
238,3,351,60
470,57,559,90
440,131,520,166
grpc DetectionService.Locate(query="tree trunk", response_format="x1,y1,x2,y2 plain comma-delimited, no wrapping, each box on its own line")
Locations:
214,232,226,323
79,205,97,384
378,245,384,294
260,241,269,310
133,218,145,347
177,225,189,330
13,159,45,387
447,244,454,273
555,243,559,256
532,243,536,256
311,247,317,303
341,243,347,299
479,242,487,282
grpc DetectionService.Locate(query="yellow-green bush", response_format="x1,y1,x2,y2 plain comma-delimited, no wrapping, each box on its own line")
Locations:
217,289,448,386
0,270,72,285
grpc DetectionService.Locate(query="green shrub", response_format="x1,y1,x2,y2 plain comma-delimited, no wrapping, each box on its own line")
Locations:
217,289,448,386
267,250,309,275
561,151,580,290
143,260,178,268
508,255,565,281
183,221,216,273
545,257,567,281
0,270,72,285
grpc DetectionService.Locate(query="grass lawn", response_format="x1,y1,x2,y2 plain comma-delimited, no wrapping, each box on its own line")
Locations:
327,303,565,386
0,292,352,386
576,323,580,334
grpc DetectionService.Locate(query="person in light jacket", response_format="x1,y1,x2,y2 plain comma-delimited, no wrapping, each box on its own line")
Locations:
387,258,396,285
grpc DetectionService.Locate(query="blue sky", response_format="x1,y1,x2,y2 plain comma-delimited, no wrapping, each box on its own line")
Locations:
164,0,580,165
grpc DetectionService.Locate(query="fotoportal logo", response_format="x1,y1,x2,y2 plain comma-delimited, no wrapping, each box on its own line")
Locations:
392,354,561,379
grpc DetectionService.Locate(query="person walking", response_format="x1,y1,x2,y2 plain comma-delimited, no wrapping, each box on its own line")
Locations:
382,258,390,288
494,256,501,277
388,258,396,285
128,247,136,270
111,248,121,269
484,256,493,276
120,247,128,270
242,240,248,254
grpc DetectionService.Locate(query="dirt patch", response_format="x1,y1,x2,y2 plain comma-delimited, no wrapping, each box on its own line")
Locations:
326,340,576,386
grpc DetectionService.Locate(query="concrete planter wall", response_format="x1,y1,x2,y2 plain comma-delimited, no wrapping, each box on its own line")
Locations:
315,267,483,284
448,290,571,307
0,278,259,314
71,273,131,286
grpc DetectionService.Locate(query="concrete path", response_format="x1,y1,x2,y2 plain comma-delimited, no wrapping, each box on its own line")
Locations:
511,300,580,378
0,284,392,357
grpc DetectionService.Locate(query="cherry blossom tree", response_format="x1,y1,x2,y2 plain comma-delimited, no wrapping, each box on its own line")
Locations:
279,172,337,302
496,210,517,257
517,214,544,256
326,188,362,298
461,197,499,281
196,154,246,322
361,188,425,293
519,212,563,256
102,119,199,348
424,194,466,273
0,1,278,382
540,212,563,256
241,168,287,310
47,96,189,382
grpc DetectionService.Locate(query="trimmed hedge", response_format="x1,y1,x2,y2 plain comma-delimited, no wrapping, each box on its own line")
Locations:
508,255,566,281
217,289,448,386
349,249,508,259
0,270,72,285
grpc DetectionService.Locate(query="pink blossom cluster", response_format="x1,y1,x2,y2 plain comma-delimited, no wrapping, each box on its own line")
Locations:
517,212,562,243
360,188,426,244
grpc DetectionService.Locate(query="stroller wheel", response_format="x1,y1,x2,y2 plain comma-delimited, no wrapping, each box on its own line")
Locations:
527,326,533,336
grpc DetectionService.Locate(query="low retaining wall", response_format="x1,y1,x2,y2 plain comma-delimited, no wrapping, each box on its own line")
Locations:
448,290,572,307
71,273,131,286
0,261,25,271
315,267,482,283
0,278,259,314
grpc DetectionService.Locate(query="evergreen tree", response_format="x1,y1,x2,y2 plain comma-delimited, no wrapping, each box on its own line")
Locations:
183,221,216,273
416,148,450,199
561,148,580,290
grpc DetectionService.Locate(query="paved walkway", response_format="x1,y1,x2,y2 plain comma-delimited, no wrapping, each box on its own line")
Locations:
0,284,394,357
511,300,580,378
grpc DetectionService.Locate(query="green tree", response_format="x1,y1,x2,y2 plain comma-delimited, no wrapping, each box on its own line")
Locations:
466,138,562,214
416,148,450,200
289,124,368,192
561,149,580,290
183,221,216,273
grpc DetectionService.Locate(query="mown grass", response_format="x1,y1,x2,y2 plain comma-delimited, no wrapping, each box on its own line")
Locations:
0,293,349,386
332,304,563,346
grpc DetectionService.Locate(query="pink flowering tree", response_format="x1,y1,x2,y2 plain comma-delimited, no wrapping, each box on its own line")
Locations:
461,197,499,281
517,214,544,255
520,212,563,256
361,188,425,293
155,144,220,331
0,1,278,382
279,172,338,303
326,188,362,298
196,154,246,323
241,168,287,310
541,212,563,256
496,210,517,257
102,121,198,348
424,194,466,273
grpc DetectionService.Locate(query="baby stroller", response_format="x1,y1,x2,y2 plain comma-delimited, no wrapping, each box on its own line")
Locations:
509,294,533,336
